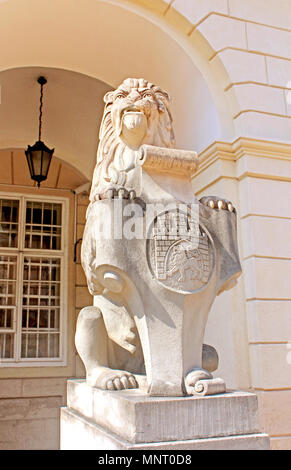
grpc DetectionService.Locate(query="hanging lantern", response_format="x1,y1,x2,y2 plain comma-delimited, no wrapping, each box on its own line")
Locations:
25,76,54,187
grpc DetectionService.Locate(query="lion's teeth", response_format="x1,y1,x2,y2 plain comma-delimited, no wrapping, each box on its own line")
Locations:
123,113,144,129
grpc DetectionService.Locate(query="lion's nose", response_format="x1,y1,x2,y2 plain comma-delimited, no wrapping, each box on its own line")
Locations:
129,90,141,101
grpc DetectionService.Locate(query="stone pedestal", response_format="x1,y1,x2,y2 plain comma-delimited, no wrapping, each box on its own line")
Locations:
60,379,269,450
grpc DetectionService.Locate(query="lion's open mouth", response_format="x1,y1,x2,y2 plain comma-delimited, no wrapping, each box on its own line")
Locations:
122,110,147,130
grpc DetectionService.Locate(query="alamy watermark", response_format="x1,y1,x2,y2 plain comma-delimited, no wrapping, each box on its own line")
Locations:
88,200,200,244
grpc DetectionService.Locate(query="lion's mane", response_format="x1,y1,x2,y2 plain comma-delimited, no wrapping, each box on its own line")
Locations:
89,78,175,201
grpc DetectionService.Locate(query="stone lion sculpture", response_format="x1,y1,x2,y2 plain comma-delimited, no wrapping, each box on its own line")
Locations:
75,78,241,397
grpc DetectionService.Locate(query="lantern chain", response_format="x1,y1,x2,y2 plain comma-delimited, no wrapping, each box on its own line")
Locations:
38,82,44,141
37,76,47,141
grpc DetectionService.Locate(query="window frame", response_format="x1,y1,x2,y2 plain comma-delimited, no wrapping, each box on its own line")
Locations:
0,191,69,367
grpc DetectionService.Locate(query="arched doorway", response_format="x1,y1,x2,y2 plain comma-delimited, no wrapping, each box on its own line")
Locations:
0,0,231,156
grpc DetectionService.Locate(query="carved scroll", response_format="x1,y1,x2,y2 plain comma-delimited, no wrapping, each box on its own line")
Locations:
138,144,198,177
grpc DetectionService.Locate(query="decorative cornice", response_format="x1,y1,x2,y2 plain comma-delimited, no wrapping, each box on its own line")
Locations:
196,137,291,176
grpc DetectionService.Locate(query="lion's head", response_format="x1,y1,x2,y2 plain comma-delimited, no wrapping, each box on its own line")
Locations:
90,78,175,200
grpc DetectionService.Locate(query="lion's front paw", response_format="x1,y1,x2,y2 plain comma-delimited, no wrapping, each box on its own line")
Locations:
105,371,138,391
200,196,235,213
99,188,136,200
88,367,138,391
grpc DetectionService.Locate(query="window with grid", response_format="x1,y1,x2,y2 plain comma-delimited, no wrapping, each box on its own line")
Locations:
0,196,67,364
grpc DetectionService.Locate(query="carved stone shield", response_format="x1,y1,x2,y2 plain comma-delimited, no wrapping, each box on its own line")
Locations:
147,209,215,294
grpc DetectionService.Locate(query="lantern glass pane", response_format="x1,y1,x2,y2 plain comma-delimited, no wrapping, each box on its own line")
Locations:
26,152,34,175
41,151,52,177
31,150,43,176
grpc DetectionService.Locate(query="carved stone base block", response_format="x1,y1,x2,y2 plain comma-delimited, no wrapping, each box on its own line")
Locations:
60,379,269,450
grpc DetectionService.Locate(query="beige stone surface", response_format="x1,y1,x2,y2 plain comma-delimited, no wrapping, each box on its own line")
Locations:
21,378,67,398
256,390,291,437
266,56,291,88
270,436,291,450
197,15,247,53
61,407,269,450
239,177,291,218
0,397,62,421
243,258,291,300
164,4,195,35
0,150,13,185
62,379,269,449
241,216,291,259
12,149,37,186
171,0,228,26
227,84,286,117
205,279,252,391
193,137,291,448
132,0,170,15
234,112,291,143
285,89,291,117
56,164,88,190
76,223,85,240
229,0,291,30
75,355,86,379
0,379,22,398
246,22,291,59
249,344,291,389
193,159,236,192
195,178,239,207
0,394,63,450
76,264,87,286
213,49,267,87
247,300,291,343
66,380,259,444
204,295,237,388
0,378,67,449
237,154,291,181
77,192,90,206
0,417,59,450
75,286,93,309
77,204,87,224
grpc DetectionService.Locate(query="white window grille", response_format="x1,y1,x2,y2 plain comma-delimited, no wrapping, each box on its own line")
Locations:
0,194,68,366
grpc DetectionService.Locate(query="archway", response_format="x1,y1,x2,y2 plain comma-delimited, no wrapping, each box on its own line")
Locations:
0,0,232,174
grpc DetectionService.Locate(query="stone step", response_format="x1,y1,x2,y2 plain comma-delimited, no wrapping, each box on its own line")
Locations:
60,406,269,450
64,379,268,446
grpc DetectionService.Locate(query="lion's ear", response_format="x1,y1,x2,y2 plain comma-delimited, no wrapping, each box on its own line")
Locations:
157,101,166,113
104,91,114,104
155,90,171,113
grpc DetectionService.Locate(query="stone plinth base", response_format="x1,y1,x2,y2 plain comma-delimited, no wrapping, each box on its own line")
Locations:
60,379,269,450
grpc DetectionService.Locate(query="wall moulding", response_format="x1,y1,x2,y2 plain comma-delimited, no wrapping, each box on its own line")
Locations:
197,137,291,170
193,137,291,196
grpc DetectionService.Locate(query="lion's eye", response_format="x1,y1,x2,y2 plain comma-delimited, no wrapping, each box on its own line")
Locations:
115,94,125,100
143,92,152,98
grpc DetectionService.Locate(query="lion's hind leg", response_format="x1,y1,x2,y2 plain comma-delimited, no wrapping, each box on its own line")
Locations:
75,306,138,390
202,343,218,373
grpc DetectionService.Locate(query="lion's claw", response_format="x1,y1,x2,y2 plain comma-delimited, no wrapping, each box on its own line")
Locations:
105,372,138,391
99,187,137,200
200,196,235,213
88,367,139,391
